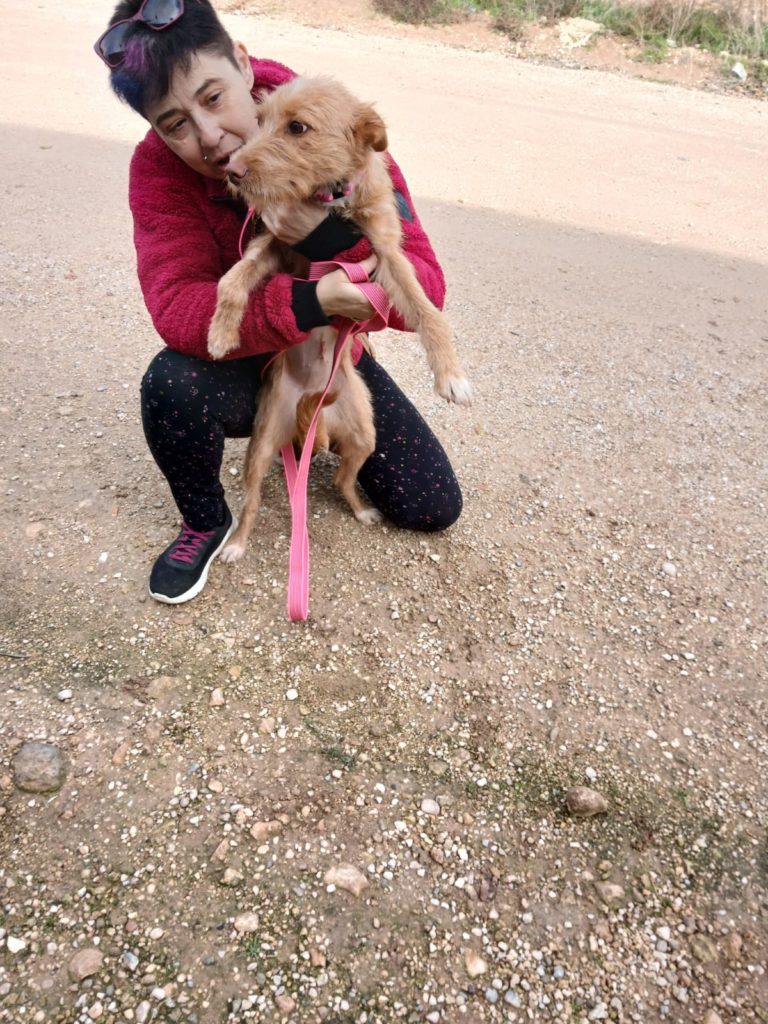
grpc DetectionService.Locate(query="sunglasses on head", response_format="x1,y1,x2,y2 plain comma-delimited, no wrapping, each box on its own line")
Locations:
94,0,185,68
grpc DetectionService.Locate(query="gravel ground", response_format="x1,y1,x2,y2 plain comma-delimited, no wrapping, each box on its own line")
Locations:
1,0,767,1022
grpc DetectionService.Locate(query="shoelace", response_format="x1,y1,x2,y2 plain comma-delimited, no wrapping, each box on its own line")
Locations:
168,524,214,565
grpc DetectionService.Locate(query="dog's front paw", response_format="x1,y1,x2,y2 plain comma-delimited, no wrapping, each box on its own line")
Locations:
219,539,246,563
207,318,237,360
436,374,472,407
355,507,384,526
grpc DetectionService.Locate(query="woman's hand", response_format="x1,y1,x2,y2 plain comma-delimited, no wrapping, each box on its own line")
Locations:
316,255,378,321
261,202,329,246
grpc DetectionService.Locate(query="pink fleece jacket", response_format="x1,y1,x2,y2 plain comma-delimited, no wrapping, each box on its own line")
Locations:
128,57,447,360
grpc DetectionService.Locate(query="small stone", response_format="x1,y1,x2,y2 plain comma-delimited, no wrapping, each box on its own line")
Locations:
565,787,609,817
731,60,747,80
258,717,276,734
68,948,104,981
723,931,742,960
12,742,67,793
594,882,625,906
135,1003,151,1024
588,1005,609,1021
209,688,226,707
211,838,230,862
151,986,166,1000
121,951,139,972
57,689,73,701
250,820,281,842
429,759,449,777
234,912,260,934
703,1011,724,1024
88,1002,104,1020
662,561,677,577
149,928,164,940
285,688,299,701
504,990,521,1007
690,934,718,963
464,950,487,977
221,868,244,887
484,987,498,1004
7,936,26,954
309,948,326,967
275,993,295,1014
324,864,369,897
207,779,224,793
421,798,440,816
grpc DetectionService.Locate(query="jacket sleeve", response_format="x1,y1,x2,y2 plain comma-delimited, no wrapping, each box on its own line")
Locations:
129,142,310,360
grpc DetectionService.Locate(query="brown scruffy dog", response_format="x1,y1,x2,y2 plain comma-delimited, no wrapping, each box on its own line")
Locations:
207,75,471,563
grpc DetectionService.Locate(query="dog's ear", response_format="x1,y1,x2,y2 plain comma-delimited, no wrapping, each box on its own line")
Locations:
353,104,388,152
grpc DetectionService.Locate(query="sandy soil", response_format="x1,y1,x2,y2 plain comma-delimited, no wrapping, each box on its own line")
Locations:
1,0,767,1022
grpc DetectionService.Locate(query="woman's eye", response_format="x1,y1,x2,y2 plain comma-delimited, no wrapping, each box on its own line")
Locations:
169,120,186,135
208,92,222,106
288,121,309,135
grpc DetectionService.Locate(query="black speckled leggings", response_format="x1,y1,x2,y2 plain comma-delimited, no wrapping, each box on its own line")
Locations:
140,347,462,533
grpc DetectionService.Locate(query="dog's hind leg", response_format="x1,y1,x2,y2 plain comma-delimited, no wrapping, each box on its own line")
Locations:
330,363,382,525
220,372,288,563
208,235,279,360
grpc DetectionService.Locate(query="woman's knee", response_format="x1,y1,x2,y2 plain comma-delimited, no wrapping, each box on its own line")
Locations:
390,483,463,533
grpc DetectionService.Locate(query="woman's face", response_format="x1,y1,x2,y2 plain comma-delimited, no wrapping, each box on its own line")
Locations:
145,42,258,180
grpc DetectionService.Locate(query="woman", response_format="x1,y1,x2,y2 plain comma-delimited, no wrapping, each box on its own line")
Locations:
95,0,463,604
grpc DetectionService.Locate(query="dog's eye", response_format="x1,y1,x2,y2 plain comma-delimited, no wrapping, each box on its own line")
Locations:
288,121,309,135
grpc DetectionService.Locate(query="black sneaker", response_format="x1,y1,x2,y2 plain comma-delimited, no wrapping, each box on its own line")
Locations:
148,505,235,605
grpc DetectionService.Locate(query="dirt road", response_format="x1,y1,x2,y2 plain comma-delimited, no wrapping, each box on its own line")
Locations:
1,1,767,1022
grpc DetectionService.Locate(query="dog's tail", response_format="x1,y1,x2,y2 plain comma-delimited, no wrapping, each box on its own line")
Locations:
295,391,338,454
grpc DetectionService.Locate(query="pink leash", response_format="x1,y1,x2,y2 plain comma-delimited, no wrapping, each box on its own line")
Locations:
281,260,391,621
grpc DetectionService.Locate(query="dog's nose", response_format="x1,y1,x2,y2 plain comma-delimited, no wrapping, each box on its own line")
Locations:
225,155,248,180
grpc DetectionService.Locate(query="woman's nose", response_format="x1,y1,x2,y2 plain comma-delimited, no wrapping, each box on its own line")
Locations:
197,114,223,151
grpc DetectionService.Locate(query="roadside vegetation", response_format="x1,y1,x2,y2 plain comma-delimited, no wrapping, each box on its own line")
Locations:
373,0,768,72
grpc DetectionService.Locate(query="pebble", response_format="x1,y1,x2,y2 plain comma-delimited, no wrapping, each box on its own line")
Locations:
12,742,67,793
207,779,224,793
703,1012,724,1024
121,951,139,972
7,936,26,954
565,786,609,817
285,688,299,701
690,934,718,963
149,928,164,940
723,931,742,960
209,688,226,707
662,561,677,576
250,820,281,841
464,950,487,977
68,948,103,981
324,864,368,897
275,993,296,1014
504,991,521,1007
134,1002,151,1024
221,868,244,886
87,1002,104,1020
309,948,326,967
234,912,260,933
594,882,625,905
421,798,440,815
588,1004,609,1021
57,688,73,701
484,987,498,1004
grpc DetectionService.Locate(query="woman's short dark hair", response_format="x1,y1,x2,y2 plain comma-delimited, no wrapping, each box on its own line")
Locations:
108,0,237,118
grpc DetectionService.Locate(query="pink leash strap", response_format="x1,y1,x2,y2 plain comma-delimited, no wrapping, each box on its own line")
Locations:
281,260,390,621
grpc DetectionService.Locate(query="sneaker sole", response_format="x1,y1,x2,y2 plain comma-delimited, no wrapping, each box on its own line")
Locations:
148,516,238,605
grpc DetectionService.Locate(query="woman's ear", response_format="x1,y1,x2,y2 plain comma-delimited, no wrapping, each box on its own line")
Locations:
233,41,254,90
353,104,388,152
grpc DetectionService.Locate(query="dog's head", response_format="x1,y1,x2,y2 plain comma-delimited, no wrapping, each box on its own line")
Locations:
224,76,388,208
